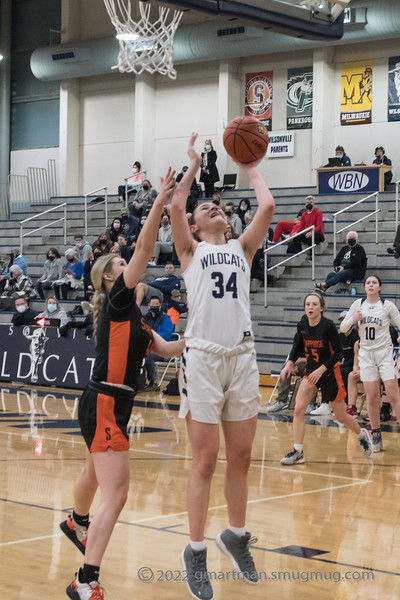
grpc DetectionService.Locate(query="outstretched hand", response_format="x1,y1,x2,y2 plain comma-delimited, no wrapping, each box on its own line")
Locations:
159,167,176,196
187,132,202,166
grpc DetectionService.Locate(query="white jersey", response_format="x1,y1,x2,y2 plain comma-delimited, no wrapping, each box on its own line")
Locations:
341,297,400,350
183,239,254,353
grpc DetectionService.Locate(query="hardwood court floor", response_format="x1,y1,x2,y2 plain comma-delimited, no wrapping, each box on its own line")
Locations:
1,382,400,599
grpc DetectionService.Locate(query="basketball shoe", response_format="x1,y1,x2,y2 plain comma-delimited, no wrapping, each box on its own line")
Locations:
66,573,104,599
281,448,305,465
60,515,88,554
181,544,213,600
216,530,258,584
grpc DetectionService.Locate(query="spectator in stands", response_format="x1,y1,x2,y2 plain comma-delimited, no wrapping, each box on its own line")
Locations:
107,218,124,244
148,214,174,265
211,192,222,207
224,201,242,237
0,248,28,294
236,198,251,230
225,222,237,241
325,145,351,167
135,262,181,305
120,206,139,243
272,206,306,243
129,179,158,219
176,165,199,214
53,249,84,300
315,231,367,292
373,146,392,189
37,296,69,326
118,160,142,200
0,265,36,310
92,232,113,254
243,210,269,287
286,196,324,256
36,247,63,299
200,139,219,197
144,296,174,390
11,297,39,326
72,234,92,263
163,288,188,328
83,250,96,301
116,234,134,263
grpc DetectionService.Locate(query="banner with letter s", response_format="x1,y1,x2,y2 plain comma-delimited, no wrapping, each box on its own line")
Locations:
245,71,273,130
388,56,400,122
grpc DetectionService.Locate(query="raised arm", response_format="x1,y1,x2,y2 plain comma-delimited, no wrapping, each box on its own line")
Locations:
123,168,176,289
240,167,275,264
170,133,202,270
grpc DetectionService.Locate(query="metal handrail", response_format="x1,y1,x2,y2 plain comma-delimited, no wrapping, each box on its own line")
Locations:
396,179,400,231
20,203,67,254
264,225,315,308
123,170,146,206
332,192,379,256
83,186,108,236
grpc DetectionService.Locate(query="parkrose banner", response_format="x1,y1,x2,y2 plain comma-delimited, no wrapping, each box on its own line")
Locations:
286,67,313,130
341,64,372,125
245,71,273,130
388,56,400,122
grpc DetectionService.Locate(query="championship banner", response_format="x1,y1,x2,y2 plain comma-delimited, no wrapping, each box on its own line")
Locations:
388,56,400,122
340,64,372,125
245,71,273,130
286,67,313,130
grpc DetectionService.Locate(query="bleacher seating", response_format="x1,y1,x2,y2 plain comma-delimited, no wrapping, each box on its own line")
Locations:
1,186,399,377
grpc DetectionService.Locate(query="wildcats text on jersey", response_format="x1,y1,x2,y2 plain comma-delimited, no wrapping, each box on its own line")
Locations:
361,316,383,326
200,251,246,272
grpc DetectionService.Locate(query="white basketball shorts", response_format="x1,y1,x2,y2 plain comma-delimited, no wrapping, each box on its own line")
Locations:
359,345,397,382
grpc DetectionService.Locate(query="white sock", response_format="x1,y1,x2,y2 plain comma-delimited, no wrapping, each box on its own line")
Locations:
190,540,206,551
294,443,303,452
229,525,246,537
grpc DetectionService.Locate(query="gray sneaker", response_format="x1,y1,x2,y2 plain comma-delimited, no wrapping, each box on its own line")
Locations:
215,530,258,584
266,400,289,413
305,404,317,415
372,431,383,453
181,545,213,600
359,428,372,457
281,449,305,465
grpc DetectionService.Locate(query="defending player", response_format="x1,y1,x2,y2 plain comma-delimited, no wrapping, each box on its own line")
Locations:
170,133,274,600
281,292,372,465
340,275,400,452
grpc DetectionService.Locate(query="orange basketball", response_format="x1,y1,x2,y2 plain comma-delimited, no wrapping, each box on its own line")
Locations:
223,116,269,164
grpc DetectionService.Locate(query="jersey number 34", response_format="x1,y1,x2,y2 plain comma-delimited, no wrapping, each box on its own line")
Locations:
211,271,238,299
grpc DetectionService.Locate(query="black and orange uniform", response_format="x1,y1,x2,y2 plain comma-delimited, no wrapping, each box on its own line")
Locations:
79,274,153,452
289,315,346,403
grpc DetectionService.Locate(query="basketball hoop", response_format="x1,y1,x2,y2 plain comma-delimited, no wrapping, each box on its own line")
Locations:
103,0,183,79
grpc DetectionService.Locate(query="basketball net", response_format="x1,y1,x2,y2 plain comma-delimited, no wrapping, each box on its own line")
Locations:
103,0,183,80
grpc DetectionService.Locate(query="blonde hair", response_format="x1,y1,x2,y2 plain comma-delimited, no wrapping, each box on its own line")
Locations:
91,254,117,338
45,296,60,311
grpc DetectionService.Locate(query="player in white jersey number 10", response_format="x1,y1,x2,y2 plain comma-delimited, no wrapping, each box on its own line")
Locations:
340,275,400,452
170,133,275,600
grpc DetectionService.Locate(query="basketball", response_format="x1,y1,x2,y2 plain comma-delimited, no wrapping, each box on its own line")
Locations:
223,116,269,164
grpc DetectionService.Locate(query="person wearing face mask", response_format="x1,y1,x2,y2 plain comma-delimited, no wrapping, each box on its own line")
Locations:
11,297,39,326
144,296,174,390
53,249,84,300
324,145,351,167
286,195,324,256
135,262,181,305
107,218,124,244
130,179,158,219
0,265,36,310
224,201,242,237
118,160,143,201
373,146,393,189
36,248,63,299
236,198,251,230
148,215,174,265
315,231,367,292
200,139,219,197
73,234,92,263
0,248,28,294
120,206,139,243
37,296,69,326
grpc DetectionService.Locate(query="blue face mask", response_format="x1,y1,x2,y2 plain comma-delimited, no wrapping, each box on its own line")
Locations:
48,304,57,313
140,220,146,226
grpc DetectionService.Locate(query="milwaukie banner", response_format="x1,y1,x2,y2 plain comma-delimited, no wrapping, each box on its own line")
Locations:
388,56,400,122
245,71,273,130
341,64,372,125
286,67,313,130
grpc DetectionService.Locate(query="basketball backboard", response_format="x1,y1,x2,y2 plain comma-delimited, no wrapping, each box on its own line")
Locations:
156,0,350,40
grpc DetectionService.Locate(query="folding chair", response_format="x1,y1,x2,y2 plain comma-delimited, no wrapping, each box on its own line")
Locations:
215,173,237,192
155,332,181,388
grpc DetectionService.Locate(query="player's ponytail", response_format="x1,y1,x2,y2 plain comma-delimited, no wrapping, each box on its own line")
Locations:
90,254,116,338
